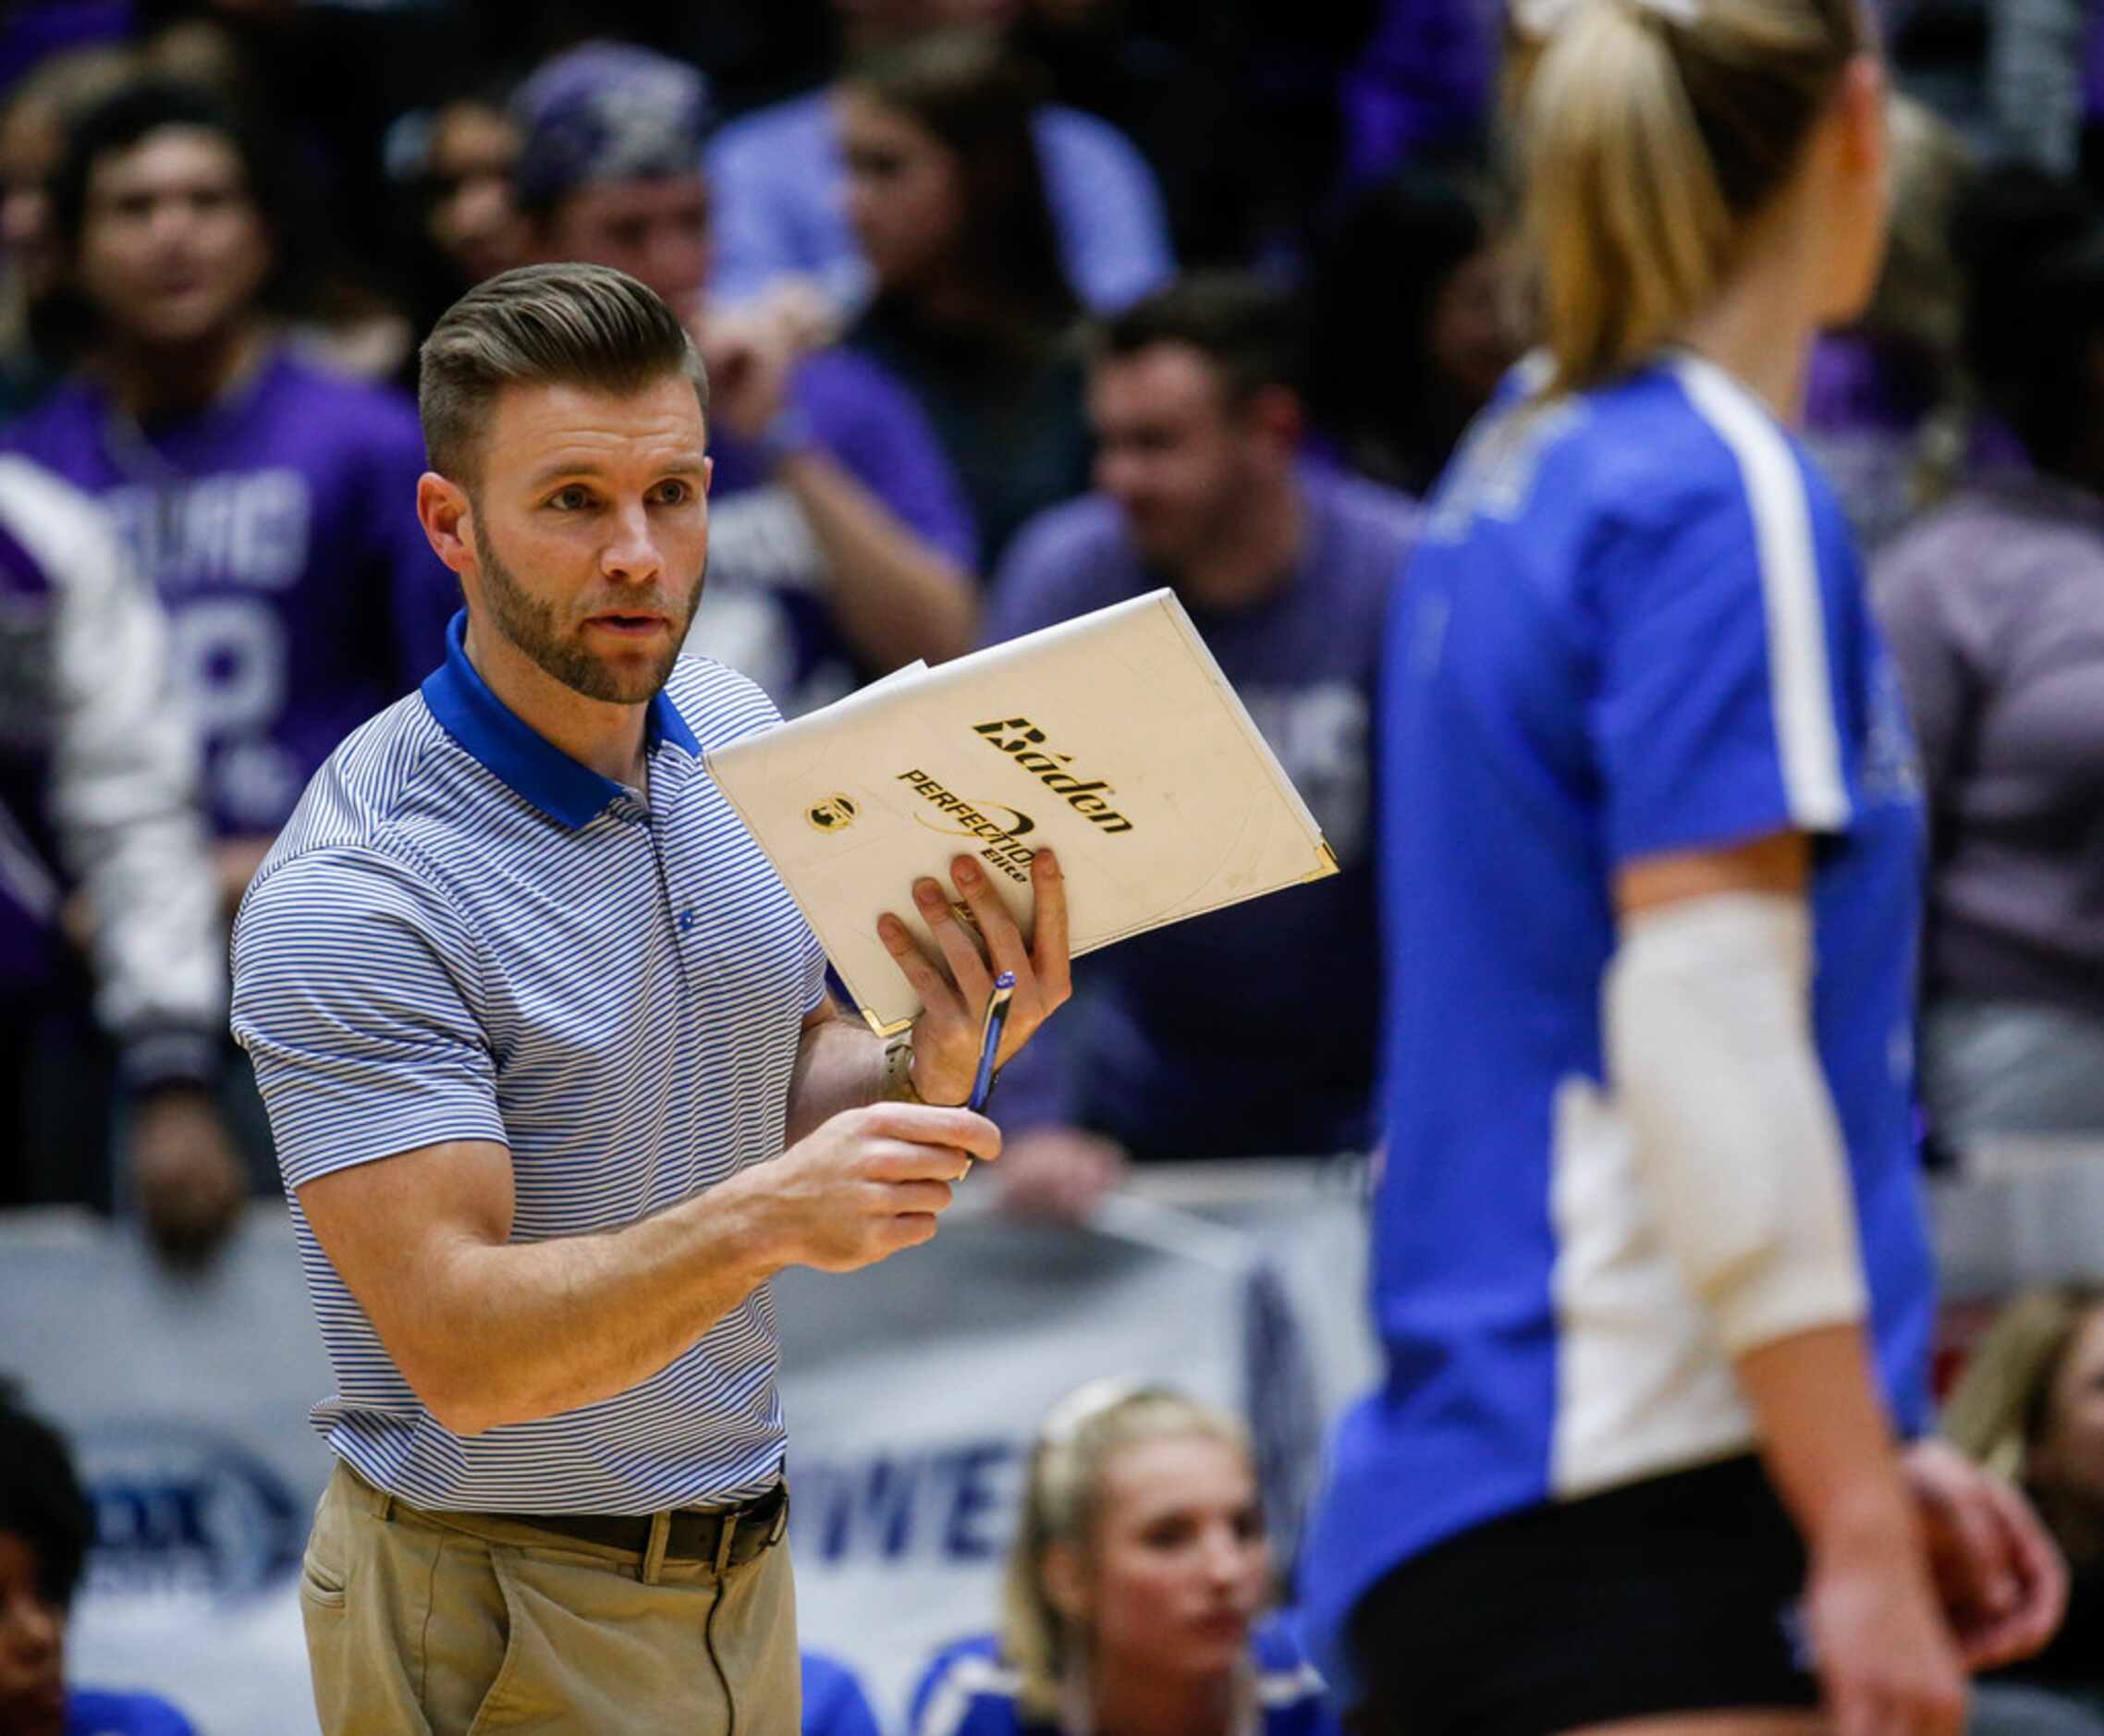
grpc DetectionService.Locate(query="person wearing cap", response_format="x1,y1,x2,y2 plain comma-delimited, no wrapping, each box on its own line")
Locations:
510,40,982,716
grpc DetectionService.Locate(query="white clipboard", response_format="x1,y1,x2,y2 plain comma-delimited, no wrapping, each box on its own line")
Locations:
703,589,1337,1034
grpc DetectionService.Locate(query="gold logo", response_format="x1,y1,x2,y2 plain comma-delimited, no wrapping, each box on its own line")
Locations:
806,794,860,834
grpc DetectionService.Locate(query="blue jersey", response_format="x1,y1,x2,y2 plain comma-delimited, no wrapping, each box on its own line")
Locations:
1296,354,1937,1691
908,1621,1338,1736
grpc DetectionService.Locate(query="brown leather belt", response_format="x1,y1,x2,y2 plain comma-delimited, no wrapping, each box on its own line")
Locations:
483,1480,788,1569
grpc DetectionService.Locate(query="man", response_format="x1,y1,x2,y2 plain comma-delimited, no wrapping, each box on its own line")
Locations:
229,263,1069,1733
983,274,1417,1216
512,42,978,716
0,1385,197,1735
705,0,1171,314
3,79,458,910
0,453,238,1259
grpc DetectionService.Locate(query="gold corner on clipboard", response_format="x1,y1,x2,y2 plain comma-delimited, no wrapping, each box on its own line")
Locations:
1302,842,1340,884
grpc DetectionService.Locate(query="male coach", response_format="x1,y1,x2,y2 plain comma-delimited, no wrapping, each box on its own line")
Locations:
228,263,1070,1735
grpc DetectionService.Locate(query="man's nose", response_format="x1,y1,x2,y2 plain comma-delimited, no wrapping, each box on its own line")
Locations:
599,503,666,585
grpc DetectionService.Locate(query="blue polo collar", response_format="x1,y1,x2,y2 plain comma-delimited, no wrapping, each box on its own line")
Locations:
420,610,702,829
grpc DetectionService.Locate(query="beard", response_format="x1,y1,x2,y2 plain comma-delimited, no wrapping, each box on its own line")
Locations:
471,518,705,704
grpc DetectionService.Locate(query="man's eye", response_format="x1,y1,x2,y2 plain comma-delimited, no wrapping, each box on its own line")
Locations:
654,482,692,506
549,487,591,511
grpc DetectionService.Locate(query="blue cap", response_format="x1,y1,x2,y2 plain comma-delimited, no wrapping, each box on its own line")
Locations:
511,41,713,212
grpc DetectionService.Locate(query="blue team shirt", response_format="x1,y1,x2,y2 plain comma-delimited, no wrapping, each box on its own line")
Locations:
65,1689,194,1735
908,1622,1338,1736
1296,354,1937,1693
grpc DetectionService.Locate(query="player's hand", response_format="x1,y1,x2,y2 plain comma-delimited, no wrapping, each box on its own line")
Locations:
1804,1489,1969,1736
997,1127,1126,1225
877,850,1071,1106
754,1101,1000,1273
128,1087,246,1267
1905,1437,2068,1671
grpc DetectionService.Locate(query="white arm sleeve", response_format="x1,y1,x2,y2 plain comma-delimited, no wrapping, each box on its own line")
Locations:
1,459,225,1082
1604,890,1867,1358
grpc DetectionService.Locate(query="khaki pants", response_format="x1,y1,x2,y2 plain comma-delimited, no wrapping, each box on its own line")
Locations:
300,1460,801,1735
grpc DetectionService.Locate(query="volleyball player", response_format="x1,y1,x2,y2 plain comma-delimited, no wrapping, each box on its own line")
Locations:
1297,2,2065,1731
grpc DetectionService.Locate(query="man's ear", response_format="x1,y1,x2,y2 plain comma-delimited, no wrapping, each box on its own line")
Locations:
417,472,477,579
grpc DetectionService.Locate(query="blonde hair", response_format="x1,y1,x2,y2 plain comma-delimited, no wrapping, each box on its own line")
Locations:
1001,1382,1254,1725
1508,0,1864,395
1943,1287,2104,1482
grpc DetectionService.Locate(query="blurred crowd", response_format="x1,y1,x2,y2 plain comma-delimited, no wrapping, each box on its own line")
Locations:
6,0,2104,1730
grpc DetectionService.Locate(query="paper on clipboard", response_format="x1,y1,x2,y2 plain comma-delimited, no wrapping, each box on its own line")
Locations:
703,589,1338,1035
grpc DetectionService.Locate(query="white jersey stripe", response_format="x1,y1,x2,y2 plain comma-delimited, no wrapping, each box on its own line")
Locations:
1670,354,1852,832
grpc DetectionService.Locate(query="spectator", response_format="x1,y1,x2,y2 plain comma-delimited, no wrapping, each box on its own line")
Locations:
0,452,239,1260
513,40,978,715
907,1382,1337,1736
1945,1290,2104,1713
802,1650,884,1736
1803,94,2014,555
983,275,1414,1215
706,0,1171,314
385,92,531,350
2,78,457,917
1873,168,2104,1149
839,33,1095,565
0,1384,197,1735
0,45,138,418
1306,165,1519,499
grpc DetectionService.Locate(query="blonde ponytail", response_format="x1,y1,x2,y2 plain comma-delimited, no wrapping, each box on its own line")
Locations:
1509,0,1863,395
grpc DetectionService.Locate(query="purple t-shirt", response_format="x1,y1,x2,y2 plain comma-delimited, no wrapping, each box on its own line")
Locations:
982,466,1419,1159
1873,475,2104,1016
1,348,455,837
693,345,977,717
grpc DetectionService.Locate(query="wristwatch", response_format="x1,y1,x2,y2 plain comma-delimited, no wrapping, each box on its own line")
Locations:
878,1036,924,1104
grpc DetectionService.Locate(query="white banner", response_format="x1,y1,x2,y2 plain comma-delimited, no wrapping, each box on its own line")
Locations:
0,1165,1376,1732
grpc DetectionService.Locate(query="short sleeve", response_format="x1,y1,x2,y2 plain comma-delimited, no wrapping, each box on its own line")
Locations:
230,846,506,1189
907,1637,1017,1736
1594,454,1859,866
795,350,979,569
980,503,1125,650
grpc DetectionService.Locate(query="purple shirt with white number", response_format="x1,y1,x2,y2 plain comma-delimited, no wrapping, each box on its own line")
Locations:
695,345,978,717
1,347,456,837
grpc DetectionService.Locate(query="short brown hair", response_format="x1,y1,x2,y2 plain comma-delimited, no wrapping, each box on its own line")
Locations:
1507,0,1864,395
417,263,708,484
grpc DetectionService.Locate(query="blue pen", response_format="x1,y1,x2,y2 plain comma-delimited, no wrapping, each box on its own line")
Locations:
968,972,1017,1114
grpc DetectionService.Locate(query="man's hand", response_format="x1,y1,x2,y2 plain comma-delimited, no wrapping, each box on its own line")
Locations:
1905,1437,2069,1671
877,850,1070,1106
997,1127,1126,1224
694,304,798,443
739,1101,1001,1272
128,1086,245,1265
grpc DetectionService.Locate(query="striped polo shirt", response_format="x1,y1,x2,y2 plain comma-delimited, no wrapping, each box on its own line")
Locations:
231,612,825,1514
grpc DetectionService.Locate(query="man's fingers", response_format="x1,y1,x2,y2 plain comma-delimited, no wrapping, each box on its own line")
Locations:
1027,849,1071,1005
948,856,1032,984
882,1178,955,1216
913,876,993,1005
860,1103,1003,1163
878,911,963,1023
